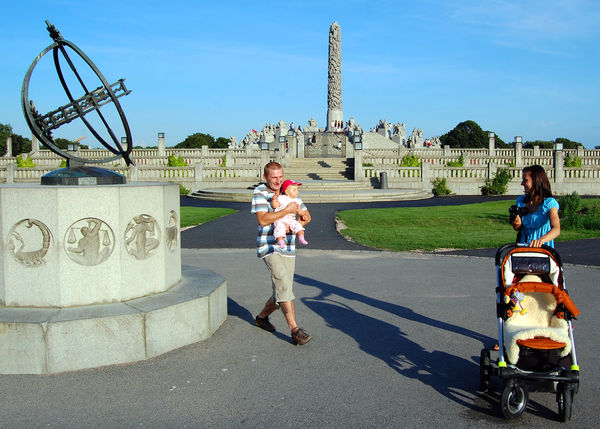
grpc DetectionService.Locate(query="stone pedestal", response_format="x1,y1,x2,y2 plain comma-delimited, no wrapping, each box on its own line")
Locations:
0,182,227,374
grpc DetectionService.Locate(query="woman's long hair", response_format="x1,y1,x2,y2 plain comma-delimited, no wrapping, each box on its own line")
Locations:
523,165,553,202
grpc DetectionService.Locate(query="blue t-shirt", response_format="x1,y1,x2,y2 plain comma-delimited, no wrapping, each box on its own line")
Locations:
515,196,559,248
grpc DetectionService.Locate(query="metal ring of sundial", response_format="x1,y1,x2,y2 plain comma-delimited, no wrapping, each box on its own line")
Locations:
21,21,134,166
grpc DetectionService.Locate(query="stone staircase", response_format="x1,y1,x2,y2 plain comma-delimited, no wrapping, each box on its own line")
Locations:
189,157,433,202
285,158,354,182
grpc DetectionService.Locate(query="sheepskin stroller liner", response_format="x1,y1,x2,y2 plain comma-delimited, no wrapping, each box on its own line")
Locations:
479,244,581,421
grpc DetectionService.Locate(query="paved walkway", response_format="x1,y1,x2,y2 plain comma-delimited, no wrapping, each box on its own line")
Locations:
181,195,600,266
1,196,598,428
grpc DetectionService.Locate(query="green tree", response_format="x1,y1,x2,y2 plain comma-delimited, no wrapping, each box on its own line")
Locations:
214,137,230,148
0,123,13,154
523,138,582,149
52,138,90,150
439,120,508,148
10,134,32,155
175,133,215,148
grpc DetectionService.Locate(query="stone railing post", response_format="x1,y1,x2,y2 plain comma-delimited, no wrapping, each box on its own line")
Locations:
201,145,209,157
129,163,138,182
6,162,15,183
297,136,305,158
488,132,496,157
488,161,497,180
421,162,431,188
157,132,166,157
278,140,287,166
533,145,540,158
30,134,40,155
4,136,12,158
554,144,564,183
514,137,523,167
577,145,584,158
443,145,451,157
260,150,270,172
354,150,364,181
194,163,203,184
226,150,234,167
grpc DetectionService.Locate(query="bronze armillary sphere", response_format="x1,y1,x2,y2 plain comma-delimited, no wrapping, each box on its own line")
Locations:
21,20,134,168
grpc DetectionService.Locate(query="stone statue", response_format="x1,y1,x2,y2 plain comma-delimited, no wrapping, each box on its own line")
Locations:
328,22,342,110
228,136,238,148
305,118,319,132
392,122,406,138
296,126,304,144
407,128,424,148
347,117,357,132
242,130,260,146
260,123,275,143
326,22,343,132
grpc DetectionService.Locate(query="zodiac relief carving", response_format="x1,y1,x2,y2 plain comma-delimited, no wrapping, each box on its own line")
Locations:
8,218,53,266
124,214,160,260
165,210,178,252
65,218,114,266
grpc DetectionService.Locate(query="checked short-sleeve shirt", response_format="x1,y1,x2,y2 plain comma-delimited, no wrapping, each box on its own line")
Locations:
251,184,307,258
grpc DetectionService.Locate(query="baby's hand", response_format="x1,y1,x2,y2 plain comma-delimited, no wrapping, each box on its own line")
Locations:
271,195,281,208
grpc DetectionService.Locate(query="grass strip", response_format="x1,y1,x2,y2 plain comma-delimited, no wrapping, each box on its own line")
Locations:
180,207,237,228
336,199,600,252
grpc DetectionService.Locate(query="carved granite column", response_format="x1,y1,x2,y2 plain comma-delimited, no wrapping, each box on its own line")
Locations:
326,21,343,132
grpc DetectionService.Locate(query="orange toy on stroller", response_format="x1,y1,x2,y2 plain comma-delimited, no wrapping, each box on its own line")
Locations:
480,244,580,421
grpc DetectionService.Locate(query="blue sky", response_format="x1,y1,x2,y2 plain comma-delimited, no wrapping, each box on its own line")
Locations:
1,0,599,148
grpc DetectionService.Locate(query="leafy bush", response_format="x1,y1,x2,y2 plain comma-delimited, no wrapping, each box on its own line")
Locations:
168,154,187,167
179,184,190,195
480,168,511,196
16,155,36,168
559,192,600,230
400,154,421,167
362,162,373,167
59,159,67,168
432,178,451,195
219,156,227,167
445,155,464,167
564,154,582,167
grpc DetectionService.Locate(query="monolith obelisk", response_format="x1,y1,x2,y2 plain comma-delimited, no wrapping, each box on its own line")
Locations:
326,21,343,132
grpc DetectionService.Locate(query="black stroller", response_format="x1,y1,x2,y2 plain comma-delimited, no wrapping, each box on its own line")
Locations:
479,244,580,421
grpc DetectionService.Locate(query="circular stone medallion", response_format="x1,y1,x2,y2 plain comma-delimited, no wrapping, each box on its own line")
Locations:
124,214,161,260
8,219,53,267
64,218,114,266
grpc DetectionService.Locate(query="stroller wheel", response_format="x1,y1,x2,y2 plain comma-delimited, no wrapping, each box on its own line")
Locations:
557,384,573,422
479,348,491,391
501,383,528,419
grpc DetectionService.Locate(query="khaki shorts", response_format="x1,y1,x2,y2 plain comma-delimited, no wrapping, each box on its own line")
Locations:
263,253,296,303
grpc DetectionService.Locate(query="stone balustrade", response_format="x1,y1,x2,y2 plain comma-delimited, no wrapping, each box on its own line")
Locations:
2,144,599,195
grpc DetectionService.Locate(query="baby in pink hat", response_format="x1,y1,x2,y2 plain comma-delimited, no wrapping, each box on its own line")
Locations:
272,179,309,249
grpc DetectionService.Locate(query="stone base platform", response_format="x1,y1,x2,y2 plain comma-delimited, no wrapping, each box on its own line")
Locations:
0,265,226,374
190,182,432,203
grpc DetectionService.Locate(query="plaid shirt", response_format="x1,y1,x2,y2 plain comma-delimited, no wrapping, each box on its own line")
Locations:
251,184,306,258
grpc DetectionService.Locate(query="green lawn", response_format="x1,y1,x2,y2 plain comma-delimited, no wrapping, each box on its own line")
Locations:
180,207,237,228
336,199,600,252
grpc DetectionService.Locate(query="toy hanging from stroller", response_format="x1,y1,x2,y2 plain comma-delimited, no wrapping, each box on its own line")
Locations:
479,243,580,422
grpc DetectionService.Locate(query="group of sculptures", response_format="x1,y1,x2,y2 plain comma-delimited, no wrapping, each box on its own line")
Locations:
235,117,438,149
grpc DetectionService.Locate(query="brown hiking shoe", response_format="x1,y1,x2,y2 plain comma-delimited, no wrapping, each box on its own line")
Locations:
255,316,276,332
291,327,312,345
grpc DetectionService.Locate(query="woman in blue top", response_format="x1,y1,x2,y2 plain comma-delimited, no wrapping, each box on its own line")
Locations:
510,165,561,248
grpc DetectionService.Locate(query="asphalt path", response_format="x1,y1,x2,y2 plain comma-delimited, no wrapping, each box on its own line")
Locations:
1,195,597,428
181,195,600,266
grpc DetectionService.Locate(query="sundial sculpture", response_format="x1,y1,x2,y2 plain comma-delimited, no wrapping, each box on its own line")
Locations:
21,21,134,185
